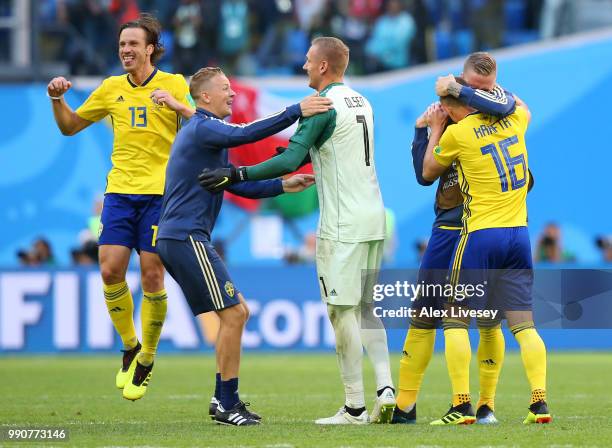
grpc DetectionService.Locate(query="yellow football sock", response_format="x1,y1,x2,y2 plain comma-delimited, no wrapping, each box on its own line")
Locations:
530,388,547,405
139,290,168,366
453,393,472,406
476,326,504,410
397,327,435,411
104,281,137,350
444,327,471,406
512,323,547,401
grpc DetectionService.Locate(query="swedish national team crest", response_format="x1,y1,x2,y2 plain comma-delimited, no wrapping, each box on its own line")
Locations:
224,281,235,297
151,88,164,110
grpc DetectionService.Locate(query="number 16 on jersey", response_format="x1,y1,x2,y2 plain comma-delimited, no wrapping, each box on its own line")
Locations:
481,135,526,192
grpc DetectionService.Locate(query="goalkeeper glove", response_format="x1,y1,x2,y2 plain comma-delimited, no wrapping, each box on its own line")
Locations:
275,146,312,168
198,165,248,193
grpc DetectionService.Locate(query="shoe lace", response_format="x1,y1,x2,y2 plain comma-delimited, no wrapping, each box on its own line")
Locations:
236,400,251,410
234,401,260,420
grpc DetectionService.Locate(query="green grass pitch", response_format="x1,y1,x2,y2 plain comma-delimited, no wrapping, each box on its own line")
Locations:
1,352,611,447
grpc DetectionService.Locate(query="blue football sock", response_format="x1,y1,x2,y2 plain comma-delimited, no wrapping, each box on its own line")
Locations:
214,372,221,399
220,377,239,410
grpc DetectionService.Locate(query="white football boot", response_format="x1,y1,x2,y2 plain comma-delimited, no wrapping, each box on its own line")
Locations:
315,407,370,425
370,387,396,424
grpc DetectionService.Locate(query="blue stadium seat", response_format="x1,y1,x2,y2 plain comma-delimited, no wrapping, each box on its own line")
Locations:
285,29,309,69
256,66,293,76
454,29,474,56
424,0,444,26
505,0,527,31
503,30,539,47
435,29,453,60
449,0,470,30
159,30,174,61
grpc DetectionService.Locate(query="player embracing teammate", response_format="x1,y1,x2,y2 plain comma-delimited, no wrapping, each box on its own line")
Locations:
49,14,548,425
394,53,539,425
200,37,396,425
421,69,551,425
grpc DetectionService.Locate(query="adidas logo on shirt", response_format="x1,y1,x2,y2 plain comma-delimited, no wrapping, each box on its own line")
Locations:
116,96,124,102
330,289,338,296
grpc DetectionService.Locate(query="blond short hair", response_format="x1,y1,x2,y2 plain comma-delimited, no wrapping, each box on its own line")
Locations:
464,52,497,76
189,67,224,100
312,37,350,76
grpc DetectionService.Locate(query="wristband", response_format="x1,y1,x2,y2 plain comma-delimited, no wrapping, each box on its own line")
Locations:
236,166,249,181
47,92,64,100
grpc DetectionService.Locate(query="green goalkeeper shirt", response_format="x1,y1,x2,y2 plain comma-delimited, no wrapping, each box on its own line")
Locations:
246,82,386,243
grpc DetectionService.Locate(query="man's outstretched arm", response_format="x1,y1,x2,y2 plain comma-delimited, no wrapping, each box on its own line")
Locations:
47,77,94,136
196,95,332,148
436,74,516,117
242,109,333,180
197,142,311,193
246,142,311,180
458,85,516,117
198,110,332,192
226,179,284,199
227,174,315,198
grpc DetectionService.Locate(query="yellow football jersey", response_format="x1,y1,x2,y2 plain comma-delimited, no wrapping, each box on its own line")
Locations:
76,68,193,194
433,106,530,234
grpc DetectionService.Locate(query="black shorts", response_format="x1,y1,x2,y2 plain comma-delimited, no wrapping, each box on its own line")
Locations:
157,236,240,315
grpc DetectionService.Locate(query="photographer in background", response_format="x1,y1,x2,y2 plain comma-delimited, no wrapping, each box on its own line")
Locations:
595,236,612,263
535,222,575,263
415,238,428,262
17,238,56,267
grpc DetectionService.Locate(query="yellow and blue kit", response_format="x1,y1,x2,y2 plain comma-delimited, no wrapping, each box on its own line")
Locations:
433,105,533,311
76,68,193,252
409,87,518,314
434,106,530,234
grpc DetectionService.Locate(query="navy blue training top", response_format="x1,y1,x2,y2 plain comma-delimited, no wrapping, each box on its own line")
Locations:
158,104,302,241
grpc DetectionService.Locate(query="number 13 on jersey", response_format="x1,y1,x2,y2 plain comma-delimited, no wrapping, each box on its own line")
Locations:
129,106,147,127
